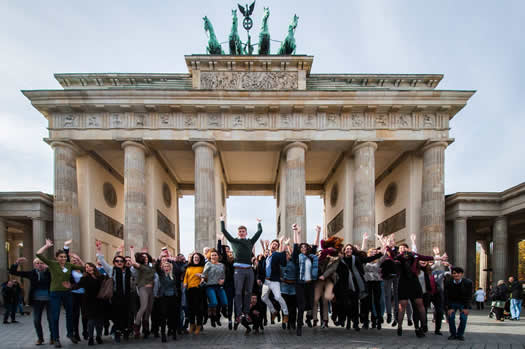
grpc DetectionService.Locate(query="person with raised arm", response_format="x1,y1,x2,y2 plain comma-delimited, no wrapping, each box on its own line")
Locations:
202,248,228,328
9,256,52,345
257,235,289,328
217,235,235,330
219,215,263,327
129,246,155,339
292,224,319,336
35,239,84,348
183,252,206,335
63,262,105,346
95,241,132,342
392,235,440,338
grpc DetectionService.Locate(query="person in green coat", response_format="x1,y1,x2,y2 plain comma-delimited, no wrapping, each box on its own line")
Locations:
36,239,84,348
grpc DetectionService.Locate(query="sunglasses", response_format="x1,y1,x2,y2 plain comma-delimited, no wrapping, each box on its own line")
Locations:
115,260,125,264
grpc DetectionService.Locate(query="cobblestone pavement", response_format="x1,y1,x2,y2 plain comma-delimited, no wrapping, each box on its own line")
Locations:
1,309,524,349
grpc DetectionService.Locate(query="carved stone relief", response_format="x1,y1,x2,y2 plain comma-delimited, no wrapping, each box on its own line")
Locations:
110,113,123,128
396,114,410,128
162,182,172,208
86,114,101,128
208,113,221,127
423,114,435,128
375,114,388,128
326,113,340,128
62,114,76,128
232,114,244,128
254,114,268,127
351,113,365,128
134,113,146,127
103,182,117,208
200,71,298,90
184,114,196,127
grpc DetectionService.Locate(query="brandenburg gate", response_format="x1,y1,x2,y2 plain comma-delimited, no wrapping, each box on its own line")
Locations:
22,52,474,259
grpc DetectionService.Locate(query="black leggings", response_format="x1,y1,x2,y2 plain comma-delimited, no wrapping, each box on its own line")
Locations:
295,283,314,327
111,296,130,334
159,295,179,334
361,281,382,324
187,287,204,326
282,293,297,326
72,293,87,338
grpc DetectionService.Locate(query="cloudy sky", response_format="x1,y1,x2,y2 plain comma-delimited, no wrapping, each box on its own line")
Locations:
2,1,524,255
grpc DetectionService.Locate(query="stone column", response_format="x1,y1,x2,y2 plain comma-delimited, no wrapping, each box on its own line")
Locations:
50,141,80,253
453,217,467,269
352,142,377,248
0,218,7,283
492,216,508,285
420,141,447,255
122,141,147,251
192,142,216,253
283,142,307,241
479,240,489,291
32,218,47,257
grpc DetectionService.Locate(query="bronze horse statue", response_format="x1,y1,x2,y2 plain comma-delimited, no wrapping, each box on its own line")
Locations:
278,14,298,55
203,16,223,54
229,9,243,55
258,7,270,55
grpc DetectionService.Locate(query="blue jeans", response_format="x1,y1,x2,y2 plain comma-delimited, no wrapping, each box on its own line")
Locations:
49,291,73,340
447,303,468,337
510,298,522,319
33,300,53,340
205,285,228,308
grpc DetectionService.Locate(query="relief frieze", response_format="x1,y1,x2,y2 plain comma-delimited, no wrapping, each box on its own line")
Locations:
200,71,298,90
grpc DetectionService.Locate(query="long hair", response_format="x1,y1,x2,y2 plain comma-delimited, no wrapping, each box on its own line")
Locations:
188,252,205,267
84,262,102,279
135,252,153,265
321,236,344,252
299,243,312,255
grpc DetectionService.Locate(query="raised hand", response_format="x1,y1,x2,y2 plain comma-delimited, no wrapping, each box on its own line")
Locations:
363,232,369,240
16,257,27,264
256,218,262,223
219,215,225,222
45,239,54,248
315,225,321,234
292,223,298,231
284,238,290,246
62,281,72,289
433,246,440,256
95,240,102,253
116,245,124,254
64,239,73,247
410,234,416,242
141,247,148,253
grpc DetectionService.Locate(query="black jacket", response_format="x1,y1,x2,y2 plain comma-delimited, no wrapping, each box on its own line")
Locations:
9,264,51,305
444,278,473,309
509,280,523,299
257,251,286,282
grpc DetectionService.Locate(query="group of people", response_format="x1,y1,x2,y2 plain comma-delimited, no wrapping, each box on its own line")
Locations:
2,216,486,347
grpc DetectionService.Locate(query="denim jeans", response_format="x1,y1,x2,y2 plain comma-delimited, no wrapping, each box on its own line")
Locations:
205,285,228,308
447,303,468,337
510,298,522,320
33,300,52,340
49,291,74,340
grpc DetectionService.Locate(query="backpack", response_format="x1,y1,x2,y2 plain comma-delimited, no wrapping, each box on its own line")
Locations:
96,276,113,300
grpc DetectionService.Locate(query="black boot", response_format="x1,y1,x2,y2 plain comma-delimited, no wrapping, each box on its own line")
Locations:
296,325,302,336
87,338,94,346
161,333,167,343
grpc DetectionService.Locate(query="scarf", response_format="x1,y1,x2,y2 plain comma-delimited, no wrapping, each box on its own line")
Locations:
114,267,131,298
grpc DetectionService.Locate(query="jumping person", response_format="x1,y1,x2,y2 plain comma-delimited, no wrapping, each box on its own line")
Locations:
202,248,228,327
258,237,289,327
220,215,263,327
183,253,205,335
129,247,155,339
9,257,53,345
292,224,319,336
36,239,85,348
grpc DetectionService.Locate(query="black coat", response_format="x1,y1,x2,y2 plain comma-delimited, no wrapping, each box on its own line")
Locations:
509,280,523,299
75,275,105,320
9,264,51,305
257,252,287,282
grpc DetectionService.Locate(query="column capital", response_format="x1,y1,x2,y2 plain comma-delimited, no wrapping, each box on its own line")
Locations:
352,141,377,154
283,141,308,154
192,141,217,154
121,140,149,154
421,140,448,153
454,216,468,222
494,215,507,222
50,141,82,154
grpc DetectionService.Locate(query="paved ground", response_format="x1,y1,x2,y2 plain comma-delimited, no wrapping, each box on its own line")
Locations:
1,309,524,349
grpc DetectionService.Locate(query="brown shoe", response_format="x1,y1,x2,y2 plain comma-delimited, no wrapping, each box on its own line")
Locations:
271,311,278,322
189,324,196,334
49,340,55,345
283,315,289,324
194,325,201,335
35,339,44,345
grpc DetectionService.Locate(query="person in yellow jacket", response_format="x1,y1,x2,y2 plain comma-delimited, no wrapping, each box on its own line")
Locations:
183,253,205,334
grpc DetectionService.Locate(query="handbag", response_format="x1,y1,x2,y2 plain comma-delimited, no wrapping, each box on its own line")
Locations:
97,276,114,300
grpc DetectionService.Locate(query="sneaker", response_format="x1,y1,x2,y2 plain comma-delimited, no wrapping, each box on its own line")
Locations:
54,340,62,348
36,339,44,345
270,312,278,323
305,318,312,328
391,320,398,327
67,335,78,344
